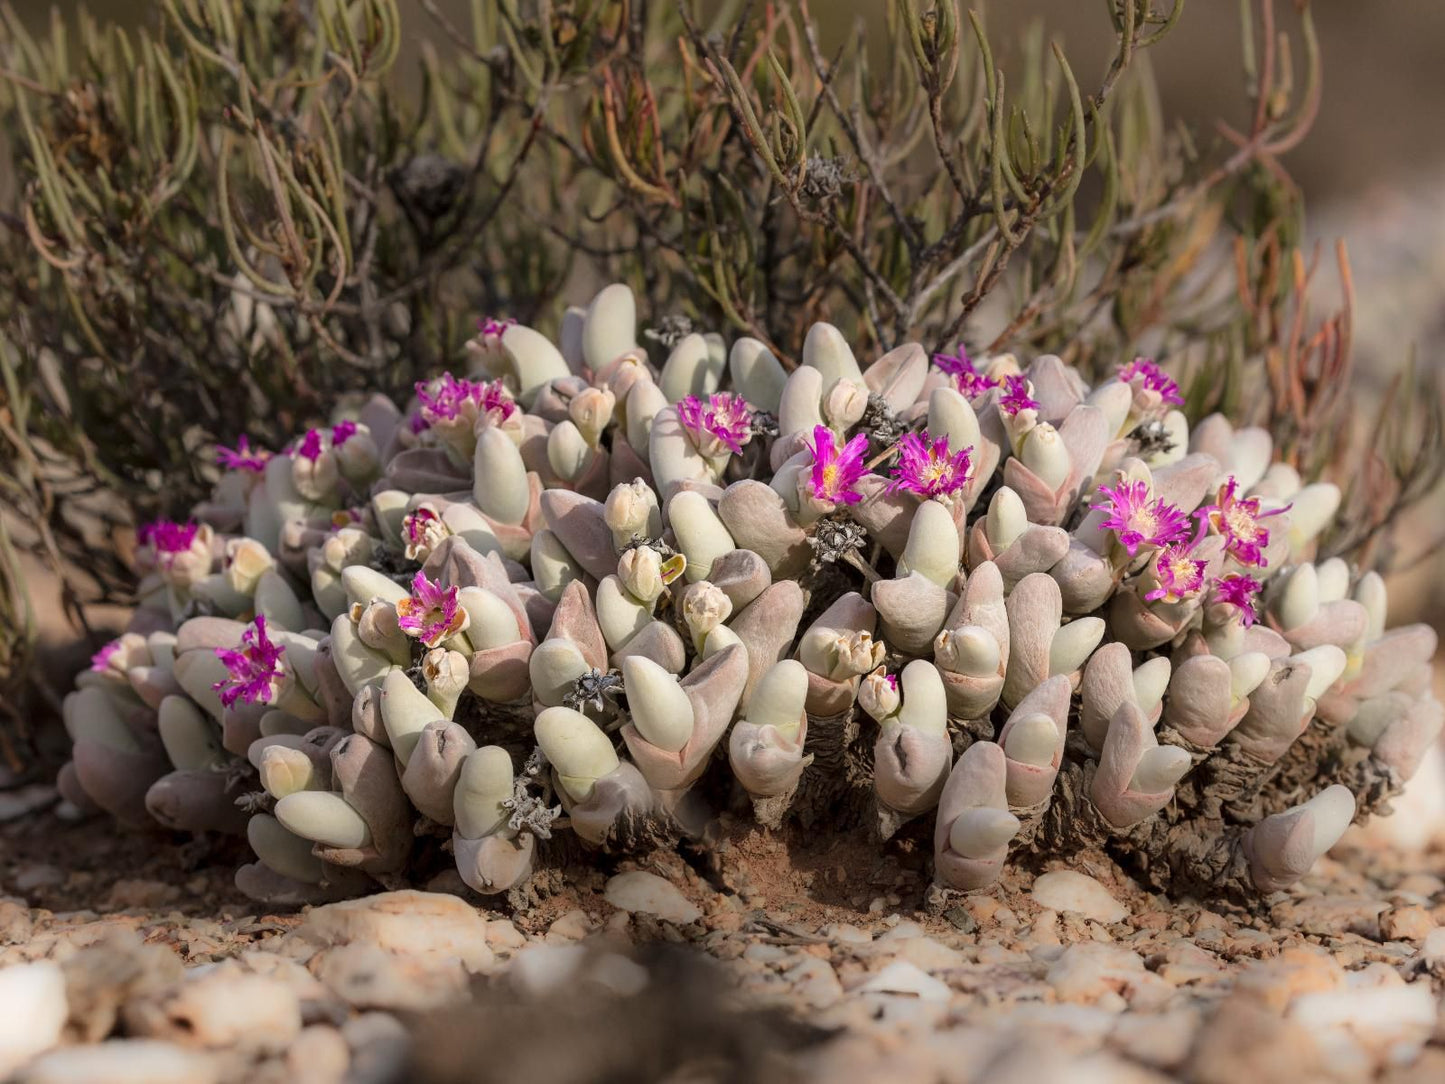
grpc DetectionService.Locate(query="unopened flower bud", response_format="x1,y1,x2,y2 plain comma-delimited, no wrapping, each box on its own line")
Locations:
681,581,732,645
423,647,470,717
604,478,661,549
933,625,1000,677
569,386,616,447
798,626,883,681
322,527,374,574
858,666,901,723
401,505,450,563
225,537,276,595
822,378,868,429
618,544,681,604
355,599,410,662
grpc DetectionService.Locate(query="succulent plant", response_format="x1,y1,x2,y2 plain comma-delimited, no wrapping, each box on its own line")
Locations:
59,285,1441,907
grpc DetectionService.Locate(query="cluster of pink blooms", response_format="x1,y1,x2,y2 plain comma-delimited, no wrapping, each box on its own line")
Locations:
805,424,870,506
1097,473,1276,619
1117,357,1184,407
212,615,287,708
216,435,270,473
930,343,997,400
997,374,1040,417
887,430,974,500
395,571,467,648
677,392,754,455
413,372,517,430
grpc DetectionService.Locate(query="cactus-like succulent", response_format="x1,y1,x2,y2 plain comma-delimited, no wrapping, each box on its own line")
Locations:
59,285,1441,907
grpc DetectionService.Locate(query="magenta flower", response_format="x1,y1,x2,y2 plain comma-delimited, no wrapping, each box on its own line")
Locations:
295,429,324,462
884,672,899,691
1118,357,1184,407
1198,476,1289,568
90,639,123,672
1210,572,1262,627
414,372,517,429
331,420,358,447
1144,527,1210,604
1096,480,1191,556
805,425,869,506
212,615,288,708
138,520,200,556
395,571,468,648
931,343,996,399
887,430,973,500
477,316,515,339
408,412,428,435
677,392,754,455
216,436,270,473
998,374,1040,417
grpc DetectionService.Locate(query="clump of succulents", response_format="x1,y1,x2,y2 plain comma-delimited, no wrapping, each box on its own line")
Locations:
59,284,1441,907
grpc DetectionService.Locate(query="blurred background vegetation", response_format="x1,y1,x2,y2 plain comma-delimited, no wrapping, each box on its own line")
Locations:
0,0,1441,767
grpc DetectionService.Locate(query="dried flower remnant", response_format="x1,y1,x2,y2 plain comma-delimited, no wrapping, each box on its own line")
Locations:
395,571,468,647
401,507,450,562
331,420,358,447
677,392,754,456
888,431,973,501
212,615,287,707
1199,477,1289,568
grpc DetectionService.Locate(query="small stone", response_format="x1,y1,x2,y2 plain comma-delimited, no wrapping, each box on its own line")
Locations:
1290,984,1437,1054
944,907,976,934
289,891,493,973
0,784,57,823
1418,926,1445,964
121,962,302,1052
0,961,67,1078
0,899,33,946
892,937,967,973
284,1026,350,1084
1234,946,1346,1013
1046,943,1169,1009
1379,905,1435,943
855,960,951,1002
507,944,587,997
340,1013,410,1084
603,872,702,924
13,1040,218,1084
1110,1008,1202,1069
822,922,872,944
311,942,466,1012
785,957,843,1009
485,919,527,950
545,909,594,942
1031,870,1128,924
1188,996,1324,1084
